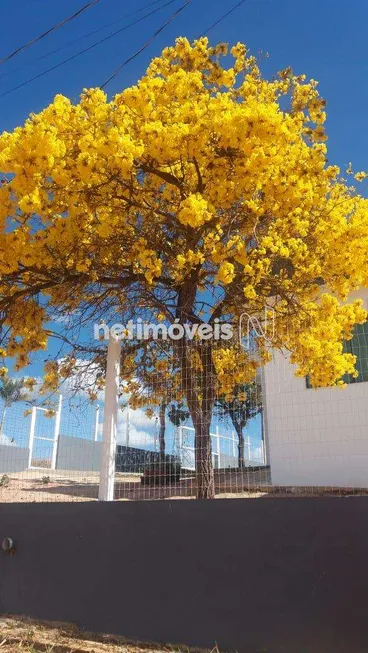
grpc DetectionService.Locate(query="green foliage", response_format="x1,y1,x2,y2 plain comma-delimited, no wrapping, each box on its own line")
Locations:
167,403,190,427
0,377,28,407
215,382,262,431
0,473,9,487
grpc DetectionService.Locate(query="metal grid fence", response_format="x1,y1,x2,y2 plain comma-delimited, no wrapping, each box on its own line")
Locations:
1,318,368,503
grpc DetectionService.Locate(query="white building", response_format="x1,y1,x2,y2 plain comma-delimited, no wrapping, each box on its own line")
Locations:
263,288,368,488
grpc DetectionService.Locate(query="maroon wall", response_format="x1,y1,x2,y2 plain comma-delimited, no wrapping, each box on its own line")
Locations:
1,497,368,652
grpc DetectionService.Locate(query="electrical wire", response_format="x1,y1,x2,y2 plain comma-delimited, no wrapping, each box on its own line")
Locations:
100,0,192,89
0,0,102,66
0,0,180,99
0,0,172,81
198,0,250,37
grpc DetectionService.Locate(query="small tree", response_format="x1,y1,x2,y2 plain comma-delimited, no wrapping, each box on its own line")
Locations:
167,403,190,428
0,377,28,436
157,401,189,461
215,382,262,469
121,340,183,460
122,341,188,461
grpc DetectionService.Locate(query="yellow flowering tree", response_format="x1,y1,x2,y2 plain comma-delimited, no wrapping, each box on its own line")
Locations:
0,38,368,498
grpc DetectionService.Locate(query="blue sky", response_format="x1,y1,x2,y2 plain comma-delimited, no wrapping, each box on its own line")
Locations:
1,0,368,175
0,0,367,457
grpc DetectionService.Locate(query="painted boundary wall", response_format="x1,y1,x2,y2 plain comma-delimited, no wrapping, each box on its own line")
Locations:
55,435,101,472
0,436,102,474
0,445,28,474
0,439,165,474
53,440,176,473
1,497,368,653
1,438,241,475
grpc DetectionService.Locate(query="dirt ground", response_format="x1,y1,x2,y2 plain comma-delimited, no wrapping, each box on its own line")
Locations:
1,467,367,503
0,468,273,502
0,617,212,652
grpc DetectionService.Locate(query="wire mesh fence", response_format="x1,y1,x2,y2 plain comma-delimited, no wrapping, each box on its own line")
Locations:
0,397,101,502
0,316,368,503
0,364,267,502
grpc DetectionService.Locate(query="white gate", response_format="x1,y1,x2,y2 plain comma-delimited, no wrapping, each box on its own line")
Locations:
28,396,62,470
177,426,219,470
177,425,249,470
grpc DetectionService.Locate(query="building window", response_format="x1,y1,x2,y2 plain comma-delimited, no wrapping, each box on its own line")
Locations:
344,321,368,383
306,321,368,388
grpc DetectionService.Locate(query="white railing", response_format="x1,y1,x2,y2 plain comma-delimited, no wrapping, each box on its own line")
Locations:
28,395,63,470
177,425,255,471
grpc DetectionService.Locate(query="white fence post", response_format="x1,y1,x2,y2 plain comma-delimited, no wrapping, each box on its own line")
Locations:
99,336,121,501
178,425,183,450
51,394,62,470
28,406,37,468
154,416,159,452
178,425,183,464
215,425,221,468
0,406,7,436
231,431,236,458
94,405,100,442
245,436,251,462
126,405,130,447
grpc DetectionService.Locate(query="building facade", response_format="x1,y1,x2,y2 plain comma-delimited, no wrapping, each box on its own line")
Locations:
263,288,368,488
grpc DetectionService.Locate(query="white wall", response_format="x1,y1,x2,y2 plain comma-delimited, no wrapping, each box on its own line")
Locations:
0,443,28,473
56,435,101,472
263,288,368,488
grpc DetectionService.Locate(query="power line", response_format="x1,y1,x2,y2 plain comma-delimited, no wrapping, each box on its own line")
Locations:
0,0,180,99
0,0,103,66
0,0,171,81
101,0,192,89
198,0,250,37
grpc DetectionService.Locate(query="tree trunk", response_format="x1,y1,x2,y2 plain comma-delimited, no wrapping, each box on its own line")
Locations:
234,422,245,470
159,401,167,461
176,337,215,499
194,418,215,499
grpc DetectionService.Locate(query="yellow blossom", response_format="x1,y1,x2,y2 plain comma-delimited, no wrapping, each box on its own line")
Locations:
217,262,235,285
